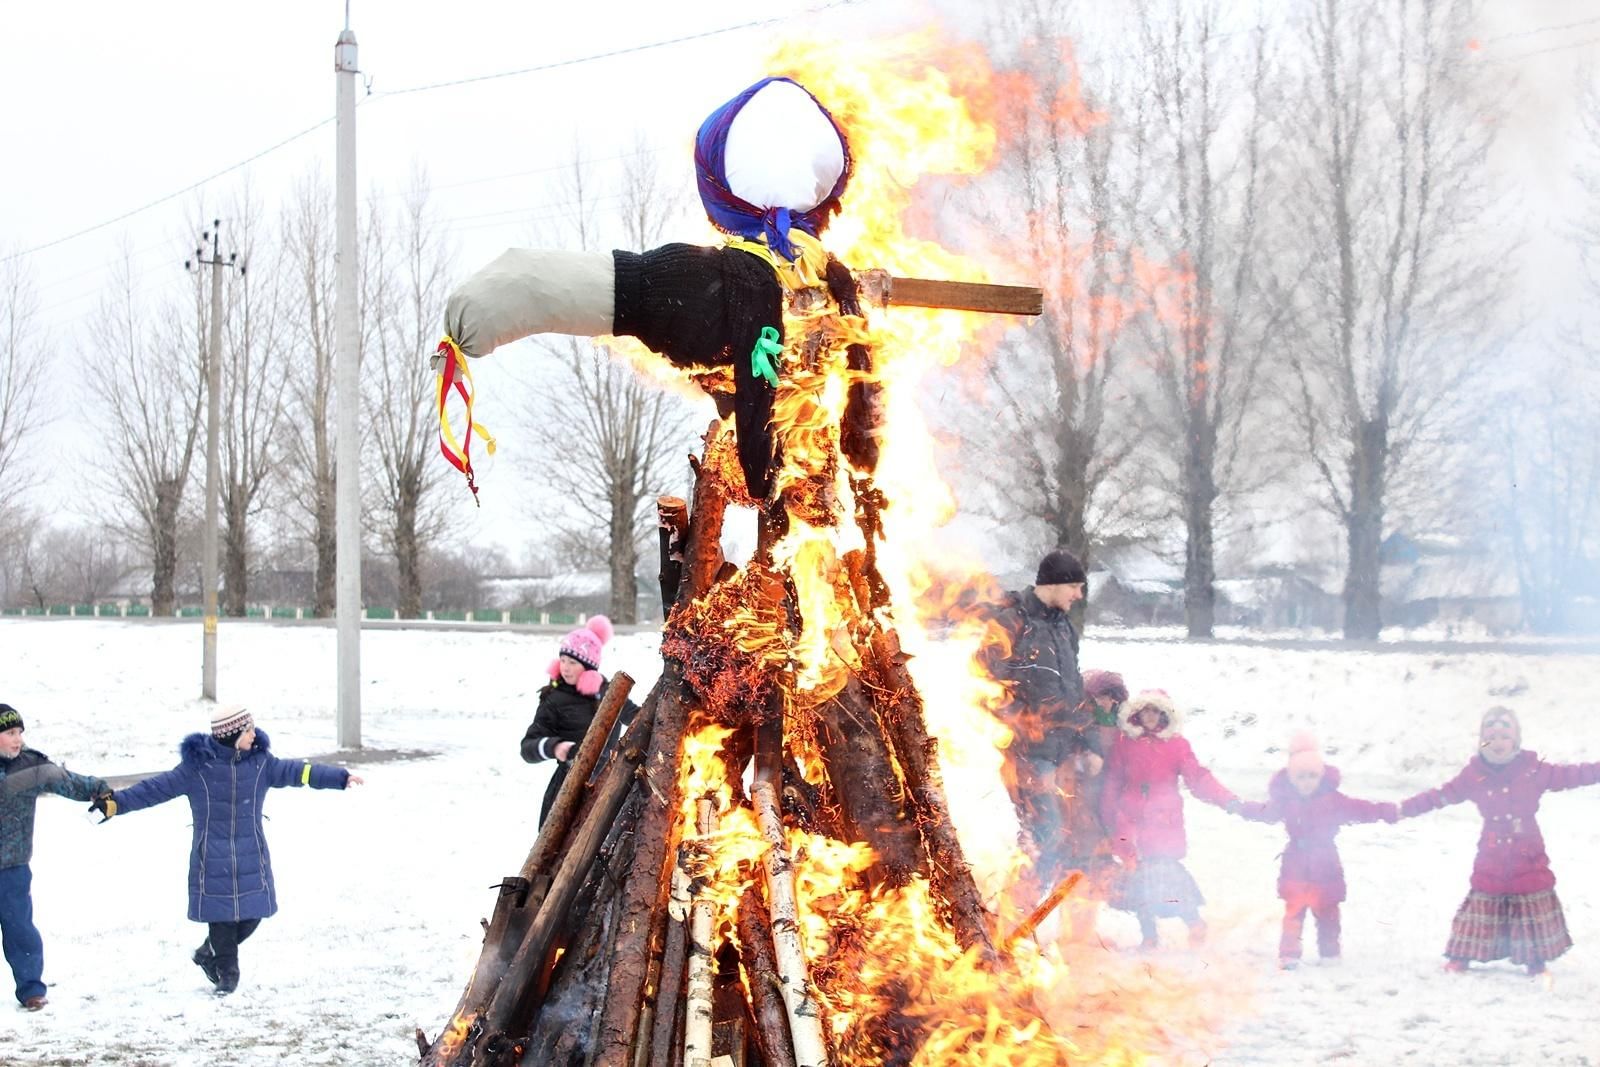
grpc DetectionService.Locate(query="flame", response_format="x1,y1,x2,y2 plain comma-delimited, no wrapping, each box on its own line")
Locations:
643,27,1239,1067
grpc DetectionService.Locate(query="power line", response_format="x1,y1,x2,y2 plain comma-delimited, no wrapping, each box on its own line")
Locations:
2,0,866,266
1481,13,1600,44
375,0,866,97
4,116,334,263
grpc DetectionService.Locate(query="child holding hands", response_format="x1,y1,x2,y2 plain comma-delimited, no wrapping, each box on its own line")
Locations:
1240,732,1396,969
1398,706,1600,976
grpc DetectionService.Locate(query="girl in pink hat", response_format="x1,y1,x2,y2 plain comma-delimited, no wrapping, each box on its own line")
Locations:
1239,732,1397,969
1399,707,1600,976
520,617,637,826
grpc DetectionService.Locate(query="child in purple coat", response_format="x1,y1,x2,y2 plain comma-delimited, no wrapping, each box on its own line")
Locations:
1241,733,1396,969
1399,707,1600,976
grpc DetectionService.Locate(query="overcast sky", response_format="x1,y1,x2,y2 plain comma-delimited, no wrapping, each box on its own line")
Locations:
4,0,1598,565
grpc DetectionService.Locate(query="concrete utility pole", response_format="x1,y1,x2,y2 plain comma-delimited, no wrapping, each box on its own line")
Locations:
334,14,362,748
186,223,239,702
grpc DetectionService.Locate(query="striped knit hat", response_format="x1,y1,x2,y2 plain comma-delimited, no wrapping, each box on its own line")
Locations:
211,704,253,744
0,703,22,733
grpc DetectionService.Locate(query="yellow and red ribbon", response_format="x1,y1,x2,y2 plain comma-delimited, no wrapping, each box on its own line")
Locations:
435,336,497,504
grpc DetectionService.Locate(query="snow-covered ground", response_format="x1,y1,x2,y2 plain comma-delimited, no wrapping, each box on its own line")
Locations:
1,618,1597,1066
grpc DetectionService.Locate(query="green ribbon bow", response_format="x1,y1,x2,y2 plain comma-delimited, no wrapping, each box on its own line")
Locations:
750,325,783,387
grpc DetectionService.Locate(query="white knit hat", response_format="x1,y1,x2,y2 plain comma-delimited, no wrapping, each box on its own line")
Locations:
210,705,253,739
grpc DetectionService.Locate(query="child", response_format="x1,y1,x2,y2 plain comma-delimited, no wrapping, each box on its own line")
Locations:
92,706,362,994
1050,670,1126,898
0,703,108,1011
1399,706,1600,976
1240,732,1397,969
1100,689,1243,948
521,616,637,827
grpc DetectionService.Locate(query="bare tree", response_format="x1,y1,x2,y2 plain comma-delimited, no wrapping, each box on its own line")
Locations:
0,252,45,515
1278,0,1507,639
1495,79,1600,632
281,172,340,617
1123,1,1282,638
961,3,1142,576
364,168,454,618
219,190,290,615
520,143,696,624
87,243,206,615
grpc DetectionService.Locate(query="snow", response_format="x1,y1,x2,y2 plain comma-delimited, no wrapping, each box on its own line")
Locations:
2,618,1598,1065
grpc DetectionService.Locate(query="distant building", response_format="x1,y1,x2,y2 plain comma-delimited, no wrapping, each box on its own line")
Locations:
1381,534,1521,633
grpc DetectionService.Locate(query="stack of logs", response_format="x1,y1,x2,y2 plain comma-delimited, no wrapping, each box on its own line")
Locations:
417,422,999,1067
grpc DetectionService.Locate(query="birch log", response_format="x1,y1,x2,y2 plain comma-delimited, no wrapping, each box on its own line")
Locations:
752,719,830,1067
683,798,718,1067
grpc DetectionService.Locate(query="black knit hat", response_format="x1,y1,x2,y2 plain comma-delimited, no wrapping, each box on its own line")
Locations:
1036,549,1087,587
0,704,22,733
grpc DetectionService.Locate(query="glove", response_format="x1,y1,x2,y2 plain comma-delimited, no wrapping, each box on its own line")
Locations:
1225,798,1243,816
89,792,117,822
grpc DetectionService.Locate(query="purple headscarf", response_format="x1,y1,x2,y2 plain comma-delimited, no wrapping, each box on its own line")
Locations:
693,76,852,261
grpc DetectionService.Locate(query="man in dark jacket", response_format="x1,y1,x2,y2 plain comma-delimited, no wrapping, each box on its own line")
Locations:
983,550,1088,893
0,703,108,1010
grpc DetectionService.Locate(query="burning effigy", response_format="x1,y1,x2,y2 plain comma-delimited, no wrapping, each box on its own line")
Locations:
420,42,1227,1067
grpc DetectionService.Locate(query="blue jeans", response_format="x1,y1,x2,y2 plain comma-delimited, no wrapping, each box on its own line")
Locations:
0,864,46,1003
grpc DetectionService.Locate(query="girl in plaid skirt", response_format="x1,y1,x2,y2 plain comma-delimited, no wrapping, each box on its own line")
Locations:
1399,707,1600,975
1100,690,1245,948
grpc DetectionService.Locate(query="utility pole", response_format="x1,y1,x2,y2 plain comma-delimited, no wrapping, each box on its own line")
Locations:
186,223,239,702
334,12,362,748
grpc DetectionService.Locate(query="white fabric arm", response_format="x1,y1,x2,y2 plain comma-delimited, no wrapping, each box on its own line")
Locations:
442,248,616,359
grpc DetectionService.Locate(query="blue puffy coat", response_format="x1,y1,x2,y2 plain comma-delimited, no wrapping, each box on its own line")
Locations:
112,730,349,922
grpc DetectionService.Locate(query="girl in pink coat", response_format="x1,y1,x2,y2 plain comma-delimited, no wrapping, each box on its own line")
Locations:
1241,733,1397,969
1399,706,1600,976
1100,689,1243,948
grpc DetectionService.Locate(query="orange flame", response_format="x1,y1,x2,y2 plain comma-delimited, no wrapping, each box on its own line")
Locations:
649,26,1240,1067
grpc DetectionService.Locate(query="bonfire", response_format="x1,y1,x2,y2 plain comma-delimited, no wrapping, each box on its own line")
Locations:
418,40,1226,1067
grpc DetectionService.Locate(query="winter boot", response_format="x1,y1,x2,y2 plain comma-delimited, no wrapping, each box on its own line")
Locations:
1278,957,1298,971
1186,920,1208,948
1443,957,1469,974
1526,960,1546,977
193,943,221,987
214,960,240,996
22,996,47,1012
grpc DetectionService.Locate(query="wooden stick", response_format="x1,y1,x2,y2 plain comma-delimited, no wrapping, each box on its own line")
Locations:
752,717,830,1067
647,913,690,1067
683,798,718,1067
472,684,663,1053
1001,871,1084,953
736,886,798,1067
813,677,924,886
854,269,1043,316
590,668,698,1067
423,676,644,1066
866,628,997,961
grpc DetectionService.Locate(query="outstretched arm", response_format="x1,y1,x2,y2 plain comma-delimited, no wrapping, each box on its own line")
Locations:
1176,740,1240,810
1536,759,1600,793
108,765,192,816
1331,792,1399,824
443,249,616,359
47,766,108,803
1399,764,1473,818
265,755,352,790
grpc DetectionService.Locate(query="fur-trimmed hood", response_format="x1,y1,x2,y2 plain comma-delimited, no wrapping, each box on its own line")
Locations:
1118,689,1182,739
180,729,272,765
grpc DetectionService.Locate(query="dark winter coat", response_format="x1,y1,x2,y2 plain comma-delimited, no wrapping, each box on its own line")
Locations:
111,731,349,921
982,587,1085,763
521,679,638,825
1241,766,1396,902
1099,702,1237,863
0,748,106,868
1399,750,1600,895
